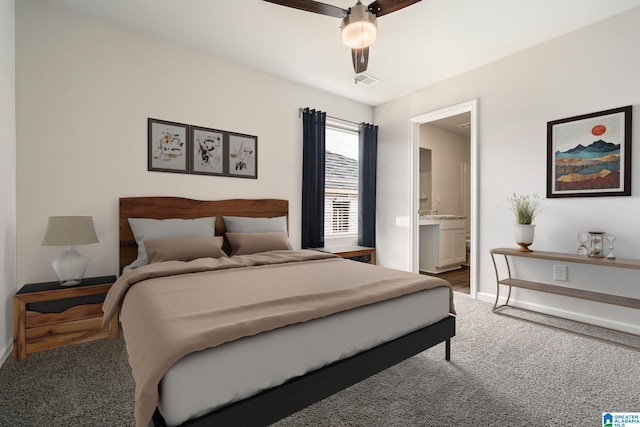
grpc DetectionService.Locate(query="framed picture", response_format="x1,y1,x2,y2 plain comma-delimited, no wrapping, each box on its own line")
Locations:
190,126,226,176
148,118,189,174
228,132,258,179
547,106,632,198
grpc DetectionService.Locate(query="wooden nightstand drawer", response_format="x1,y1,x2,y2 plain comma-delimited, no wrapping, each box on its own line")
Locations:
25,317,108,354
25,302,105,328
13,275,118,360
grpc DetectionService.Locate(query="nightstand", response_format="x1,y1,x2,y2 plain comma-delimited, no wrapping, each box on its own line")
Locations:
313,245,376,265
13,275,118,360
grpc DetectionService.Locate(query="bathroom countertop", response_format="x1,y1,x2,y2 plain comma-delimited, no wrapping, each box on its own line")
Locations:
419,214,467,220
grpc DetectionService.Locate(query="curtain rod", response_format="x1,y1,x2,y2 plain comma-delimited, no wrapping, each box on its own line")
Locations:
298,108,361,127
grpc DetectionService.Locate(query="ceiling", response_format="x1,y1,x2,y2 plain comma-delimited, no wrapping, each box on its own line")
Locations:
38,0,640,106
429,112,471,138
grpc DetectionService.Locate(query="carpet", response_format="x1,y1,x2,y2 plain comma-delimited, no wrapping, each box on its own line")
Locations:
1,292,638,426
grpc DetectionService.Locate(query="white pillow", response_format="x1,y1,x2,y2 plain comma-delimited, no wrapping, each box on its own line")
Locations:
124,217,216,272
222,216,288,233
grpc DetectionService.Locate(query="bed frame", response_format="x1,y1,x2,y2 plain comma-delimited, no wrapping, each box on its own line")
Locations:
118,197,456,427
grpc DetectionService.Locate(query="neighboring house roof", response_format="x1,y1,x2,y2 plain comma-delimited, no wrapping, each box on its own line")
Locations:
326,151,358,192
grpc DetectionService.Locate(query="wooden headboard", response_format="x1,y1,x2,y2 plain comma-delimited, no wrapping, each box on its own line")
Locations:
119,197,289,274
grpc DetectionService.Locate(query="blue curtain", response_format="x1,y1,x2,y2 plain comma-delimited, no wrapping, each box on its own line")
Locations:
358,123,378,248
301,108,326,249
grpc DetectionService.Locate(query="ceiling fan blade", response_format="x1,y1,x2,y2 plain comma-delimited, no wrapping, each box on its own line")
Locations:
367,0,421,17
351,47,369,74
263,0,348,19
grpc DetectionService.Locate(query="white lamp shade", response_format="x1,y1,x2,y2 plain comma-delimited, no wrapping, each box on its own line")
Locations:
42,216,99,246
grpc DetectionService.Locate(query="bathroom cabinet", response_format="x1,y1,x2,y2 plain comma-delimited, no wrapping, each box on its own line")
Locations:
419,218,466,274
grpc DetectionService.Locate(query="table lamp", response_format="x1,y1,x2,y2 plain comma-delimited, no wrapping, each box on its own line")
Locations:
42,216,99,286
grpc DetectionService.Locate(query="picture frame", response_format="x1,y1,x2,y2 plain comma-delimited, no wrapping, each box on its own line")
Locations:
228,132,258,179
189,125,226,176
148,118,189,174
547,106,632,198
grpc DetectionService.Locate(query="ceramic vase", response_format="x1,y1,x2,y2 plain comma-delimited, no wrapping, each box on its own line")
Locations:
514,224,535,252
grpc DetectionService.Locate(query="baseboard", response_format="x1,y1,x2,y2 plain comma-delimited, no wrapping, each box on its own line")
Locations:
476,291,640,336
0,339,12,366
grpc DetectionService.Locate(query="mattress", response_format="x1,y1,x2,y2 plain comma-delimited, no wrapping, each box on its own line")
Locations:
157,285,451,426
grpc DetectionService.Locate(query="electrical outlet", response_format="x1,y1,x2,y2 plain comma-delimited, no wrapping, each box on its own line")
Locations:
553,265,568,282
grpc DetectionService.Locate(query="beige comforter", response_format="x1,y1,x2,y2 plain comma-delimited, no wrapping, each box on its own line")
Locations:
102,250,454,426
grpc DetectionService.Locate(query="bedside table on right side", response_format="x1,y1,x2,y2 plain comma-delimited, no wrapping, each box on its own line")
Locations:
313,245,376,265
13,275,118,360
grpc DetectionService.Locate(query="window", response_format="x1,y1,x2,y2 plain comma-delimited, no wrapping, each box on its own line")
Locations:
324,123,359,245
331,200,351,233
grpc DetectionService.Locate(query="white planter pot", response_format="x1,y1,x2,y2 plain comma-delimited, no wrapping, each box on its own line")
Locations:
514,224,535,252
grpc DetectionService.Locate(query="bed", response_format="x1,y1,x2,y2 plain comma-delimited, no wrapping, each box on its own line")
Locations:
105,197,456,427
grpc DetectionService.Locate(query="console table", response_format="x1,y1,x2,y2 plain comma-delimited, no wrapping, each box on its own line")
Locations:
490,247,640,312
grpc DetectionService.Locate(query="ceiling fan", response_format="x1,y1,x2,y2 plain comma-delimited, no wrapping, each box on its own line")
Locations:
264,0,422,74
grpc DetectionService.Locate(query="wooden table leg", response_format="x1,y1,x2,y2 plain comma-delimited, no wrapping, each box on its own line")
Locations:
108,309,119,340
13,298,26,360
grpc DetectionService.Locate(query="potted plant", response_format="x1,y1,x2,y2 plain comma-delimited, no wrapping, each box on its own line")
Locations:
507,193,543,252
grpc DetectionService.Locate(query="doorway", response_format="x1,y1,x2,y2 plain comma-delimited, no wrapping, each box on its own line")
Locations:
409,100,478,298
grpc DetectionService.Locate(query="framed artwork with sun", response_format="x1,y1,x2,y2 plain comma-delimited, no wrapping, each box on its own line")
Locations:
547,105,632,198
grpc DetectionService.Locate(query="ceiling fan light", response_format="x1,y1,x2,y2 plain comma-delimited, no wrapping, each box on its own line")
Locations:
341,20,377,48
340,4,377,49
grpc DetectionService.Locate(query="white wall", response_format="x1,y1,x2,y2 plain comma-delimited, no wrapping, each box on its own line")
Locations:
374,98,413,271
420,124,470,216
15,1,372,286
1,0,16,363
376,6,640,334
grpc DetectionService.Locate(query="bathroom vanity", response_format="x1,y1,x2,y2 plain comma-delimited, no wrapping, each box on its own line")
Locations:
419,215,466,274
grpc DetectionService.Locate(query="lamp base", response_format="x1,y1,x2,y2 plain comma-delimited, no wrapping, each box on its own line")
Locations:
52,246,88,287
59,279,82,287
